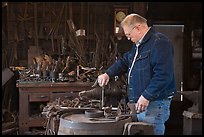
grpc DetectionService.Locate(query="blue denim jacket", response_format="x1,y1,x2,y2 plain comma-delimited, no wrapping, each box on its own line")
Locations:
105,27,176,102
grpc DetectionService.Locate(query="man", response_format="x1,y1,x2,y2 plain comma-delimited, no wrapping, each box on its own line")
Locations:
97,13,176,135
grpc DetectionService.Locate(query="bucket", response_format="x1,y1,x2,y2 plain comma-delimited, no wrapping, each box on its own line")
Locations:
58,113,131,135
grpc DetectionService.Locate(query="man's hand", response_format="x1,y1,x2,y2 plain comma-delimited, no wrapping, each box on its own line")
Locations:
97,73,110,87
135,95,149,113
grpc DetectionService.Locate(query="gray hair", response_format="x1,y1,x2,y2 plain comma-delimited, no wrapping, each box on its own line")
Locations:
121,13,147,28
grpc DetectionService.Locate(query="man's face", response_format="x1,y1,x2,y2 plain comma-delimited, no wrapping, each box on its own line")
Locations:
123,25,138,43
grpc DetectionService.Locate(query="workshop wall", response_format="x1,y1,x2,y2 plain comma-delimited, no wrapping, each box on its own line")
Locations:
2,2,202,135
2,1,202,93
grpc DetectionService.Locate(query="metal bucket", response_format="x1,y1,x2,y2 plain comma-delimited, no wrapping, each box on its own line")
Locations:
58,113,131,135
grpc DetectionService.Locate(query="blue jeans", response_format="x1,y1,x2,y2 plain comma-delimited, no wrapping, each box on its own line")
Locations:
136,99,172,135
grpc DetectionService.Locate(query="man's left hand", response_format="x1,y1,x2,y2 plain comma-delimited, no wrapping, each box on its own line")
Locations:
135,95,149,113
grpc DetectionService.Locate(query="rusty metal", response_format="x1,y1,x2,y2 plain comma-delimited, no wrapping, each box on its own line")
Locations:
85,110,104,118
88,117,115,121
101,86,105,109
123,122,154,135
179,80,202,135
89,114,133,122
58,113,131,135
91,78,98,88
115,114,136,121
182,110,202,135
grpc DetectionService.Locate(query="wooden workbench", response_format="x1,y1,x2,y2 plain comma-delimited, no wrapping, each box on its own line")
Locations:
16,81,93,134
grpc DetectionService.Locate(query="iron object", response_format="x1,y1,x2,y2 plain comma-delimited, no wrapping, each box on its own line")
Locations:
57,113,131,135
85,110,104,118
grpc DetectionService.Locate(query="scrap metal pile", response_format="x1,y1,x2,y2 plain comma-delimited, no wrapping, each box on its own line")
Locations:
41,79,128,135
16,54,97,83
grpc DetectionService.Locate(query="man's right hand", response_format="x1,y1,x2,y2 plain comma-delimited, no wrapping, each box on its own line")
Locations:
97,73,110,87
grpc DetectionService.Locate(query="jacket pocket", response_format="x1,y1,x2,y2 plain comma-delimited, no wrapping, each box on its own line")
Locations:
135,50,150,70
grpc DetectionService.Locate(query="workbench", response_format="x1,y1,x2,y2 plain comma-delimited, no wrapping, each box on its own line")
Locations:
16,81,93,134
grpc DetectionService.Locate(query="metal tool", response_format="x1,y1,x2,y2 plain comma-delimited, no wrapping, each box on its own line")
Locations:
91,77,105,109
108,113,139,121
101,86,105,109
89,114,136,122
88,117,115,121
115,114,136,121
91,78,98,87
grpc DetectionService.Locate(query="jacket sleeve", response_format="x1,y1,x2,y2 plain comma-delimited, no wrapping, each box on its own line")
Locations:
105,50,131,78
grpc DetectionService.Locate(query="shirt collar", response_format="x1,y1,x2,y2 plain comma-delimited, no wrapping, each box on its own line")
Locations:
136,27,151,47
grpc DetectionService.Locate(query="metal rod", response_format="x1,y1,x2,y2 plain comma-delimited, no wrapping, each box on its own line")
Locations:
101,87,105,108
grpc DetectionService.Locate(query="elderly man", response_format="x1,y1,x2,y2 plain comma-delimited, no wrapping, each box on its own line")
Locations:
97,13,176,135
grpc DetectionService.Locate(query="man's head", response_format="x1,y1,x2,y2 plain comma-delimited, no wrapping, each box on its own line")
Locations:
121,13,148,43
